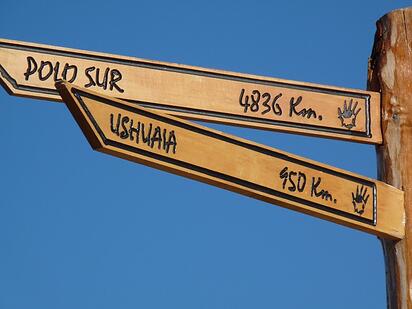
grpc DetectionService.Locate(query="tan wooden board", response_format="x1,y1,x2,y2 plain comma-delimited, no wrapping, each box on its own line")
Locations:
0,38,382,144
56,81,403,239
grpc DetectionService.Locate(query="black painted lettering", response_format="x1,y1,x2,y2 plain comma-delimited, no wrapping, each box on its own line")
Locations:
96,67,109,90
288,171,297,192
120,116,130,139
289,96,301,117
53,62,60,81
110,113,176,155
297,172,306,192
289,96,317,119
280,167,289,189
109,69,124,93
239,89,250,113
62,63,78,83
305,108,317,119
110,113,121,135
162,129,167,150
250,90,260,112
141,123,153,145
261,93,271,115
129,119,140,142
24,56,37,81
280,167,304,193
311,177,321,197
166,131,177,154
272,93,283,115
151,126,162,149
311,177,333,201
323,191,333,201
38,61,53,81
84,67,96,88
240,89,284,116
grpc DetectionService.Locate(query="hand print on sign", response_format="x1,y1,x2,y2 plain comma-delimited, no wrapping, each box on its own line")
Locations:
352,185,370,215
338,99,361,129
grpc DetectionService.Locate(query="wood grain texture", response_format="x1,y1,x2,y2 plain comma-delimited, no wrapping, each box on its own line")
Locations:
56,81,404,239
368,7,412,308
0,38,382,144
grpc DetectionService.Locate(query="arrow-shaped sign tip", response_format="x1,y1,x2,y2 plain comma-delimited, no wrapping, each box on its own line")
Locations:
55,80,105,150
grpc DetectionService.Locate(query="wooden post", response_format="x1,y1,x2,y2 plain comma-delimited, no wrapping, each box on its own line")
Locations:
368,7,412,308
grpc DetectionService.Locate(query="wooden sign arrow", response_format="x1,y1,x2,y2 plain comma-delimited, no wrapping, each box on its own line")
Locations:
56,81,403,239
0,38,381,144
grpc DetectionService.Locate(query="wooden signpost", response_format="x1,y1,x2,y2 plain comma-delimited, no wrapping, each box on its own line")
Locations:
368,8,412,308
55,81,404,240
0,38,382,144
1,9,410,305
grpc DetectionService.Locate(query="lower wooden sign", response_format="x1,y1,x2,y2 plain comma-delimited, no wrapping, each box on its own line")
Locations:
56,81,404,239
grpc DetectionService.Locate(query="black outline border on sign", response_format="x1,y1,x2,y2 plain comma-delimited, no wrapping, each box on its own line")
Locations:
0,41,372,139
72,88,377,226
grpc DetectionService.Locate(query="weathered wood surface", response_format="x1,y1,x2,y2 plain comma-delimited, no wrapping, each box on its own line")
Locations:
0,38,382,143
368,7,412,308
56,81,404,239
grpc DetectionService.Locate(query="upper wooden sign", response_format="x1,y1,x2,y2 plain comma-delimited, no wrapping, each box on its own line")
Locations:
0,38,382,144
56,81,403,239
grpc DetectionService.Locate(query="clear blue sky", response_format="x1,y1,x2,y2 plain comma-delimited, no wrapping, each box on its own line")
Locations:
0,1,410,308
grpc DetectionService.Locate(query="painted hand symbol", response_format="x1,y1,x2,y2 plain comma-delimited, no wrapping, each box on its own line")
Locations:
338,99,361,129
352,185,370,215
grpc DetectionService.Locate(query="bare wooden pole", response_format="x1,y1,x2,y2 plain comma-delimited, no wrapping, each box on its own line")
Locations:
368,7,412,308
